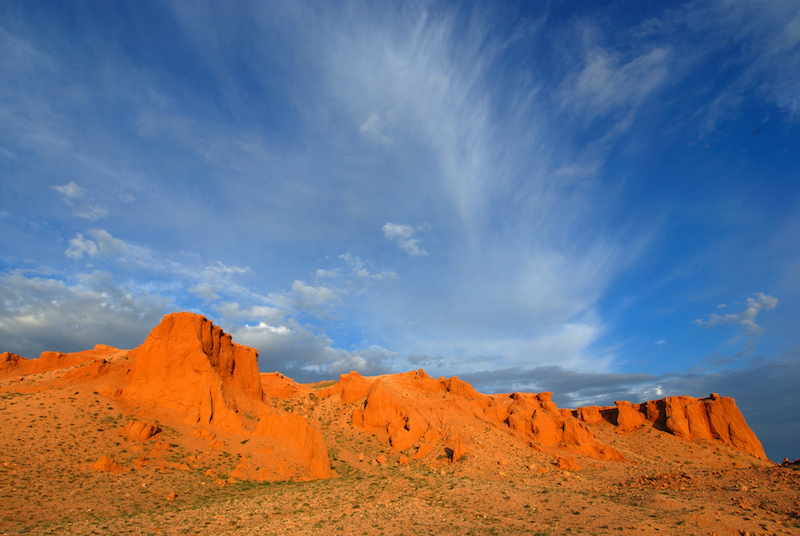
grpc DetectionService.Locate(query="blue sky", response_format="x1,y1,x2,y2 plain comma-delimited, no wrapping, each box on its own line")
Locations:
1,0,799,461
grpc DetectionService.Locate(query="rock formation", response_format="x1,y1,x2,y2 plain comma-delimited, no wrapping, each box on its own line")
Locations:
575,393,767,460
121,312,263,432
0,311,770,485
0,347,113,378
118,312,330,480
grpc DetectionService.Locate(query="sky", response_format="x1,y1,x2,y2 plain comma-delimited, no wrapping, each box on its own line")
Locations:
1,0,798,461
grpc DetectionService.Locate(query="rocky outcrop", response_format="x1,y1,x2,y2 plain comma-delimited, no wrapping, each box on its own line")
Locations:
92,456,124,474
1,311,770,482
342,369,623,466
121,312,264,432
122,420,161,441
0,347,116,378
502,392,624,461
661,394,766,460
352,379,432,452
125,313,330,480
0,352,23,377
260,372,311,399
614,400,645,432
576,393,767,460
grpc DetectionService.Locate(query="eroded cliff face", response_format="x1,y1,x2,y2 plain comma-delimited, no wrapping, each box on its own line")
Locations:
121,312,264,432
570,395,767,460
320,369,767,465
587,394,767,460
117,313,330,480
0,312,769,484
329,374,584,464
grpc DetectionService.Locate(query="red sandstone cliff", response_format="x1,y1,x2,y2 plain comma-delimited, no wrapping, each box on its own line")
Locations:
0,312,769,482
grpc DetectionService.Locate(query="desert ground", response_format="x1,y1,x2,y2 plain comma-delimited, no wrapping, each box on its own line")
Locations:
1,313,798,536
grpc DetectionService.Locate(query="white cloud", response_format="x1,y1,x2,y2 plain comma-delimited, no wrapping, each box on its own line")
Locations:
229,320,395,380
291,280,337,307
203,262,251,277
65,229,130,259
268,280,339,316
338,254,397,281
382,222,428,256
213,302,285,326
694,292,778,336
52,182,108,221
73,205,109,221
560,44,671,126
66,234,99,259
189,283,221,302
359,111,393,145
0,271,169,357
53,181,85,200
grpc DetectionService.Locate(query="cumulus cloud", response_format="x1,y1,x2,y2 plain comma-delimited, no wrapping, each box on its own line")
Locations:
66,234,98,259
694,292,778,336
53,181,85,200
0,271,169,358
228,321,395,381
212,302,285,326
66,229,130,259
382,222,428,256
268,280,339,315
189,283,221,302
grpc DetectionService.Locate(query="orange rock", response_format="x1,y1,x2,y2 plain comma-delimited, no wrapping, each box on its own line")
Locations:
254,411,331,479
664,396,692,439
339,371,374,404
413,442,434,459
116,313,332,482
92,456,124,474
688,394,765,459
376,454,387,464
122,420,161,441
614,401,645,432
353,380,404,431
555,456,581,471
1,347,115,378
577,406,603,424
191,429,216,440
353,380,430,452
121,313,263,432
537,392,559,413
0,352,24,378
260,372,302,399
60,359,113,383
450,436,466,463
445,377,486,401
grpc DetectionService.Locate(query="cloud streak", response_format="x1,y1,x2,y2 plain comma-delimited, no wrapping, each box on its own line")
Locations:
695,292,778,336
